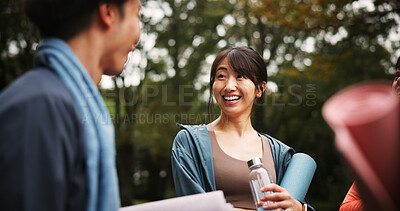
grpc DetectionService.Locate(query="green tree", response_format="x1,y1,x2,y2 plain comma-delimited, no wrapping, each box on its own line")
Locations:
105,0,235,204
0,0,40,90
252,0,398,209
3,0,400,209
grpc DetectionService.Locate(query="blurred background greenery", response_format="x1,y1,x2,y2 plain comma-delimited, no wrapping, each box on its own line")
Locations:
2,0,400,210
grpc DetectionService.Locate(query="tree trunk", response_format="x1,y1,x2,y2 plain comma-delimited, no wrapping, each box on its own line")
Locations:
117,142,135,206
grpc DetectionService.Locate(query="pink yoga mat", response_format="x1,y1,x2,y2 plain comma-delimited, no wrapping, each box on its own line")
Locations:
322,82,399,211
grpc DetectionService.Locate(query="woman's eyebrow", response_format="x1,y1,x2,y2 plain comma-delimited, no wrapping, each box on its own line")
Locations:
217,67,227,71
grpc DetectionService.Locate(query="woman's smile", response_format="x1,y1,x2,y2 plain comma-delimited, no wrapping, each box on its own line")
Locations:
223,94,241,104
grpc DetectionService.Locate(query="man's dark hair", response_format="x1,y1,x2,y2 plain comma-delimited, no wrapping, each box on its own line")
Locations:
23,0,129,40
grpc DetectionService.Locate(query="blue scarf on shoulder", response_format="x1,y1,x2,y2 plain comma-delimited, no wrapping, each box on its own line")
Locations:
35,38,120,211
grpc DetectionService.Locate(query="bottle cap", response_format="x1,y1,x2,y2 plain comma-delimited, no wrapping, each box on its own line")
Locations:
247,157,263,168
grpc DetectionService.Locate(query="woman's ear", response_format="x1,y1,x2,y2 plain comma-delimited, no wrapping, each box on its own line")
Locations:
261,81,267,92
256,81,267,98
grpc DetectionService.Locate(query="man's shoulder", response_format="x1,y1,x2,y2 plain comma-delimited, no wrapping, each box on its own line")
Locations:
0,68,75,110
0,67,84,146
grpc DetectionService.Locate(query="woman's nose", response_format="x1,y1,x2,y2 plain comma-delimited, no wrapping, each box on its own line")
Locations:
225,78,237,91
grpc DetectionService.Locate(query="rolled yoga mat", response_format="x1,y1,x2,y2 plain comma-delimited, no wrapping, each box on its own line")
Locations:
322,82,399,211
279,153,316,201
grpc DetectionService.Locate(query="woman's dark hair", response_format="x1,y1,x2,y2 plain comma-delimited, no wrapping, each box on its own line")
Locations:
208,46,268,113
23,0,130,40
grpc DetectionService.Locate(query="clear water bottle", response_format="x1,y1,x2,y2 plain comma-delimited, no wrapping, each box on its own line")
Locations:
247,158,275,211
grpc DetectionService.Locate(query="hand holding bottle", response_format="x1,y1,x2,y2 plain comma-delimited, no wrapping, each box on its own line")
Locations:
257,184,303,211
247,158,274,211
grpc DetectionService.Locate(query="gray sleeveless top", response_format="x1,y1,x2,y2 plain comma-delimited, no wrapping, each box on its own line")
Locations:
207,125,276,210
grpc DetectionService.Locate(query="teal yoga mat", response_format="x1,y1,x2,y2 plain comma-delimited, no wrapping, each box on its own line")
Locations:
280,153,317,201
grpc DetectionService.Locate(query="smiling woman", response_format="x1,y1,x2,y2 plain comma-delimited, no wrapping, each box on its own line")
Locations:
171,46,314,211
209,47,267,119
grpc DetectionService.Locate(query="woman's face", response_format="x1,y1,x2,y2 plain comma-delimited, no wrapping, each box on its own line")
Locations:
212,58,262,117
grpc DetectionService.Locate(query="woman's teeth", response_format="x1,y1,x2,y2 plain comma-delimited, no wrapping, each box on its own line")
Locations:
224,96,241,101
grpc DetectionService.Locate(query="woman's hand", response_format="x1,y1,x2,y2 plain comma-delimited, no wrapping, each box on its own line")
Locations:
257,184,303,211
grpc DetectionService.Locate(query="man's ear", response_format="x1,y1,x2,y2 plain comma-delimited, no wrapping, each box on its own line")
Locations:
98,3,117,28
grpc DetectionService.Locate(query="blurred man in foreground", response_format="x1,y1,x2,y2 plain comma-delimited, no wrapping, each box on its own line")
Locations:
0,0,141,210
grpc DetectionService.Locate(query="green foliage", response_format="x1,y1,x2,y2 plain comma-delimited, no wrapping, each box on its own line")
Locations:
0,0,40,90
2,0,400,210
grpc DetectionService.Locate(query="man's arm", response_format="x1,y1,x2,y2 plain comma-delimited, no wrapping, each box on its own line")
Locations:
339,183,364,211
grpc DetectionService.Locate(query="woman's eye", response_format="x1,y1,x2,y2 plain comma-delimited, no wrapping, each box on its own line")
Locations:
237,75,245,79
217,74,226,79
